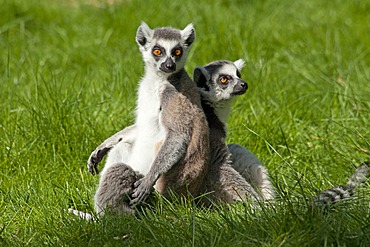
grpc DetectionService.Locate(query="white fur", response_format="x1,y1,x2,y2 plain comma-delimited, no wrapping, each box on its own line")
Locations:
154,39,185,74
138,22,194,77
100,128,136,177
195,59,275,201
102,23,194,176
136,22,153,53
68,208,96,221
128,72,167,175
102,142,132,172
180,23,194,41
234,59,245,71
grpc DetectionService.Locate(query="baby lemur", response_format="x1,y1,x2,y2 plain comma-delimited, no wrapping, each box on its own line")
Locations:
90,58,275,214
90,22,210,214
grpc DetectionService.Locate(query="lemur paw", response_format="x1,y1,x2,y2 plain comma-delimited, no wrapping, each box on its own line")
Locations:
87,147,111,175
87,159,98,175
130,178,152,206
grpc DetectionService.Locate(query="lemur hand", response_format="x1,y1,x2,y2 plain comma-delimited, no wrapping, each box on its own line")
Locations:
87,147,111,175
130,177,153,206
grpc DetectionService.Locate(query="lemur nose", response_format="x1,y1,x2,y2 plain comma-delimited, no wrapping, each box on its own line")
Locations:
166,63,175,70
240,82,248,88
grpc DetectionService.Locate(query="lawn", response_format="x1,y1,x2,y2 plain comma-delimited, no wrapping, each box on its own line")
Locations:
1,0,369,246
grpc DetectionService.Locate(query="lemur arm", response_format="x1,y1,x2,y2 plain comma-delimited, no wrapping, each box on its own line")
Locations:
87,124,137,175
131,86,193,205
131,130,188,204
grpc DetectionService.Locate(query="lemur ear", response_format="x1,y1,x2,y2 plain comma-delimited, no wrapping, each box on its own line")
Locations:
181,23,195,47
234,59,245,71
136,22,153,47
194,66,210,91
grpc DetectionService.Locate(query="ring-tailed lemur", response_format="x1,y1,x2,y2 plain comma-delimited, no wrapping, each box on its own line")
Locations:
89,22,211,211
313,161,370,206
193,59,274,204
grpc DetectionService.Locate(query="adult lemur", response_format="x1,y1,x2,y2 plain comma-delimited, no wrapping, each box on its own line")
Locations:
89,58,275,214
90,22,210,214
193,59,274,204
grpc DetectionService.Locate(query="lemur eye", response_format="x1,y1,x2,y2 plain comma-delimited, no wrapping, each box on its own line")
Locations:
175,49,182,56
153,49,162,56
219,76,228,84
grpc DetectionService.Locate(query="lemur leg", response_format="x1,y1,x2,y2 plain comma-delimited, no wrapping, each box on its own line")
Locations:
94,163,143,216
228,144,275,200
203,164,261,206
87,124,136,175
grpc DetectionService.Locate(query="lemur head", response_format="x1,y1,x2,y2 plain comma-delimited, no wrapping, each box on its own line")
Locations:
194,59,248,104
136,22,195,75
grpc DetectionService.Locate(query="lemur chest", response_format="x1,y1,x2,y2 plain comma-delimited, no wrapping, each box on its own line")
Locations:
136,81,167,139
129,81,167,174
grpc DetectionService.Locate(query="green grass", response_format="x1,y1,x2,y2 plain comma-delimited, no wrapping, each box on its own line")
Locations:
1,0,369,246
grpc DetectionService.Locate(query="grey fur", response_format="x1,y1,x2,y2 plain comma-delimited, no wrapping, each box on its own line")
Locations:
313,162,370,206
198,60,238,78
94,163,143,216
153,27,182,41
151,25,195,47
347,161,370,187
228,144,275,200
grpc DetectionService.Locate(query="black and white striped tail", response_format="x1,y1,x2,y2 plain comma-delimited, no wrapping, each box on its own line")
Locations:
347,161,370,187
313,162,369,206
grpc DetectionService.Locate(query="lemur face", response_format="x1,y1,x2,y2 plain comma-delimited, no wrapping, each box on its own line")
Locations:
194,59,248,103
136,22,195,74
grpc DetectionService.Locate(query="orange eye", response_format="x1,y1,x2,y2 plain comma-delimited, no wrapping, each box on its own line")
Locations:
153,49,162,56
219,77,228,84
175,49,182,56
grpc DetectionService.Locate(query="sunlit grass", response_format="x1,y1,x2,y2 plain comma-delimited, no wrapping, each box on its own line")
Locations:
1,0,369,246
